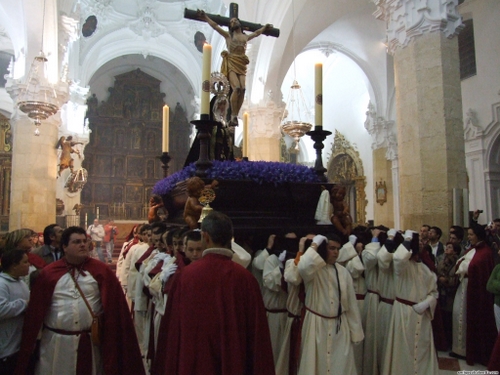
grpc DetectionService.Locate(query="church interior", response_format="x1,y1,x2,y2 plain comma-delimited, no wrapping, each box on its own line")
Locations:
1,0,500,373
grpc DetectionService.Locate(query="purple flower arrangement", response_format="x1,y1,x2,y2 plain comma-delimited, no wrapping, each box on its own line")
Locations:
153,160,319,196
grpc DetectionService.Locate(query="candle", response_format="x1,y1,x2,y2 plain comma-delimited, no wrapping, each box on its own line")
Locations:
201,43,212,116
162,105,169,152
243,112,249,157
315,63,323,127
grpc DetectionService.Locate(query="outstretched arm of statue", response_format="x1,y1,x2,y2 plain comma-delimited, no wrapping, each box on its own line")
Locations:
197,9,229,38
247,23,272,41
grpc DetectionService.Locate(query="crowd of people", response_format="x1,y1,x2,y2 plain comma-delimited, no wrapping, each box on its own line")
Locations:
2,209,500,374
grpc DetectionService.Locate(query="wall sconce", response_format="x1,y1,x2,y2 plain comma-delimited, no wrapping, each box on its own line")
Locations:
376,180,387,206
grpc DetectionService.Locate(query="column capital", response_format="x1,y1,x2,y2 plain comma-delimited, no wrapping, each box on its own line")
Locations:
364,101,398,160
373,0,463,55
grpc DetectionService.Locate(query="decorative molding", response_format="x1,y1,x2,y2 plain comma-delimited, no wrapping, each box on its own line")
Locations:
129,5,166,41
464,108,483,141
247,100,283,139
364,101,398,160
373,0,464,55
326,130,367,225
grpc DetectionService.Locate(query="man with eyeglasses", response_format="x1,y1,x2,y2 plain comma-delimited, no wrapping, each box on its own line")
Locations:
14,226,144,375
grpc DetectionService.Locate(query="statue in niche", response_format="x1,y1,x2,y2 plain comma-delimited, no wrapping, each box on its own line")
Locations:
330,185,352,236
123,92,134,119
57,136,83,176
86,94,98,116
114,130,125,148
113,187,123,203
146,160,154,179
132,127,141,149
147,132,156,150
114,158,124,176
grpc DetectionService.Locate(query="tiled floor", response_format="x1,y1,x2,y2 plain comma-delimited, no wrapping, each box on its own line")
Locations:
438,351,489,374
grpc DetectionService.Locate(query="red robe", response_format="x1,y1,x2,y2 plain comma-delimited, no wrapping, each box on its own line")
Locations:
152,249,275,375
465,242,497,366
27,252,47,269
14,258,145,375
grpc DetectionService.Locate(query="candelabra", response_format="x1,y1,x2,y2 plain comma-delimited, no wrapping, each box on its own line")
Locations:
307,126,332,182
191,114,217,178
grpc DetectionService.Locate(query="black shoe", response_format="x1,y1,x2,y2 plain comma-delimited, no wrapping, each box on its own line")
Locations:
449,351,466,360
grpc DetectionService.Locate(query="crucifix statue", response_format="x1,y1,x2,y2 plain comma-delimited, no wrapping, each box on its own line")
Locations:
185,4,279,126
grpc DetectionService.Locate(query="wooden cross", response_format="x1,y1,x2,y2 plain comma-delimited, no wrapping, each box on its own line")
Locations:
184,3,280,38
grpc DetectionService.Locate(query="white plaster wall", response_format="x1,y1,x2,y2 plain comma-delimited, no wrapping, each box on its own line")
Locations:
460,0,500,220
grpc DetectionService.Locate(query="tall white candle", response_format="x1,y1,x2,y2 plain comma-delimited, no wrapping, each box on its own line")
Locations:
201,44,212,116
243,112,249,157
315,63,323,127
162,105,169,152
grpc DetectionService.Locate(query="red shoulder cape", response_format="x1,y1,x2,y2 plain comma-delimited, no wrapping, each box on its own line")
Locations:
466,242,497,366
152,253,275,375
15,258,145,375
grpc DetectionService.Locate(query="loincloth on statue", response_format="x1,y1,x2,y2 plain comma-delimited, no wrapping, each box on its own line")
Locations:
221,51,249,77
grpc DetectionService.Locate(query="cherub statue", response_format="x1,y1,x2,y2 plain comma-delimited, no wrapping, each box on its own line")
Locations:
330,185,353,236
148,194,168,223
73,203,83,215
57,136,83,176
183,177,218,229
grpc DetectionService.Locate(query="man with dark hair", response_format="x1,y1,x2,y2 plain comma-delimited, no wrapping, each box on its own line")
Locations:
449,225,467,256
15,226,144,375
152,211,275,375
381,230,439,374
420,224,431,249
297,233,363,375
429,226,444,264
32,224,63,264
183,230,204,263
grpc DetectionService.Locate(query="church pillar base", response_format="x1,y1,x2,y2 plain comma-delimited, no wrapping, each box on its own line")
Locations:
9,116,59,231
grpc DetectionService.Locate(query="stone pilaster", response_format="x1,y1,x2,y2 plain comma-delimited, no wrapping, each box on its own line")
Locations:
6,81,68,231
374,0,466,231
364,101,399,228
246,100,284,162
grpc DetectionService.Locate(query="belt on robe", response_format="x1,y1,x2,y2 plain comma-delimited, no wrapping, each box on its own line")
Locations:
395,297,417,306
305,306,343,319
287,311,301,319
379,296,394,305
44,325,91,335
44,325,92,375
367,289,379,296
356,294,365,300
266,308,287,314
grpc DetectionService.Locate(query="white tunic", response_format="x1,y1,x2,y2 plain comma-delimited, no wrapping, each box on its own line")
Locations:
381,245,439,375
298,248,364,375
36,272,103,375
262,254,289,365
376,245,395,370
362,241,380,375
452,249,475,356
275,258,304,375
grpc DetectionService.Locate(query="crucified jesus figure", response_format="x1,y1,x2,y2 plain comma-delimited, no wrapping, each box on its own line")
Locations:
197,10,272,126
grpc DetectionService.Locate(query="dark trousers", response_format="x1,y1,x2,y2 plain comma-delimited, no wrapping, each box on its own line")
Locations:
0,352,18,375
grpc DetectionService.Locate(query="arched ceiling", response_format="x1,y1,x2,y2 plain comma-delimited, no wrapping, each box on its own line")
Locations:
0,0,390,114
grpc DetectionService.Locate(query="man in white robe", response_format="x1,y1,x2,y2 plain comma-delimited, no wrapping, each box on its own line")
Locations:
381,230,439,375
263,249,289,365
297,234,364,375
361,232,381,375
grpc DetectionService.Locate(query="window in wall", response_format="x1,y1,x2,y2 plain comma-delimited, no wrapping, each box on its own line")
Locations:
0,52,14,88
458,19,477,80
